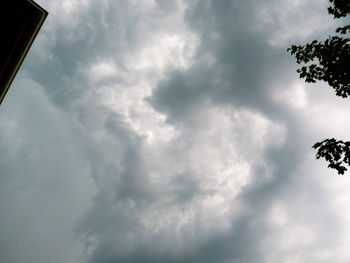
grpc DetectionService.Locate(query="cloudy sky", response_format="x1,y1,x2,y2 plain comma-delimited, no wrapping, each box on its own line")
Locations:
1,0,350,262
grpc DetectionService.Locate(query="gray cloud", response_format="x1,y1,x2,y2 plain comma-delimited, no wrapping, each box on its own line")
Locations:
0,76,95,263
150,0,333,121
1,0,350,262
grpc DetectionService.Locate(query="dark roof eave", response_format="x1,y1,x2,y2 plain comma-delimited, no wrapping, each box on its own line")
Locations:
0,0,48,105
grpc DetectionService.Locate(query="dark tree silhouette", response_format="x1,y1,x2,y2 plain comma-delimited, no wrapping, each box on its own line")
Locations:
288,0,350,174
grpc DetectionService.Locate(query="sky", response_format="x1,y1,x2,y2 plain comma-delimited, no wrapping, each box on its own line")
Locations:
1,0,350,262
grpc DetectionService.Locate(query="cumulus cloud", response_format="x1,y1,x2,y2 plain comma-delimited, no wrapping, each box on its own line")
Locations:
1,0,350,262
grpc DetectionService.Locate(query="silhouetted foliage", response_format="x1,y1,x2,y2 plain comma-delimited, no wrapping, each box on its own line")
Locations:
288,0,350,174
327,0,350,18
313,139,350,174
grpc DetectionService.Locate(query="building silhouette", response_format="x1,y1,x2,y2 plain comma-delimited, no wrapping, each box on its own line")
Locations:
0,0,48,104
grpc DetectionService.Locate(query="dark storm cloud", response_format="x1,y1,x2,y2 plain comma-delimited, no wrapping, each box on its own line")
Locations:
150,0,331,121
